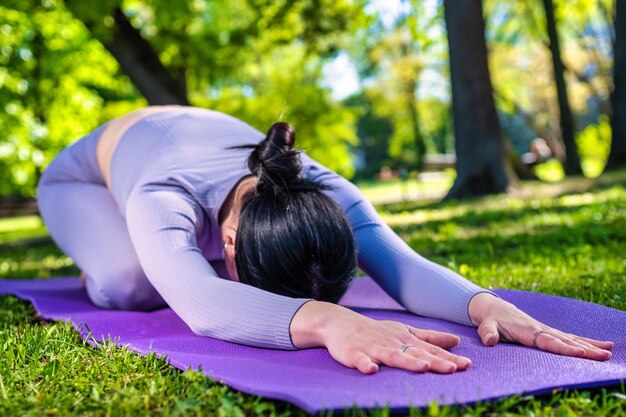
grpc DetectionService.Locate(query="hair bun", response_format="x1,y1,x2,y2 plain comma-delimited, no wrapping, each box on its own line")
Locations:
248,122,303,194
266,122,296,149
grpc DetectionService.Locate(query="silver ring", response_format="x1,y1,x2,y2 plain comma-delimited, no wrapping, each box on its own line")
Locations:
400,344,412,353
533,330,548,347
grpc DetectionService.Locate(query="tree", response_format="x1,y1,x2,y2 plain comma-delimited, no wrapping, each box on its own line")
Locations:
484,0,614,177
344,93,393,179
350,1,447,171
0,0,366,197
64,1,188,105
605,0,626,170
542,0,583,175
443,0,513,199
0,0,137,196
65,0,366,106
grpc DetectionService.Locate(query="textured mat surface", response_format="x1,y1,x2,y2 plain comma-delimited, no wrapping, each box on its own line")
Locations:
1,277,625,413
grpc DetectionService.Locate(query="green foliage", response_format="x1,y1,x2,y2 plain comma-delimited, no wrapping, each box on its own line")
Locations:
485,0,614,165
353,1,449,172
577,116,612,177
0,1,142,196
111,0,368,83
416,98,452,154
1,0,620,195
344,92,394,179
0,0,369,196
2,172,626,416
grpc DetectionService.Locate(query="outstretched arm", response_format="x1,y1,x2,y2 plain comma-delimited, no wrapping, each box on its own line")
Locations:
302,155,491,325
468,292,612,360
300,156,613,364
126,183,311,350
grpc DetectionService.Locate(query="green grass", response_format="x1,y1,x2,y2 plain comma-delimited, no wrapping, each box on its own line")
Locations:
1,171,626,416
357,171,455,204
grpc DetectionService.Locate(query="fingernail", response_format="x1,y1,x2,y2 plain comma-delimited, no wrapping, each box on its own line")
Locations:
461,359,472,367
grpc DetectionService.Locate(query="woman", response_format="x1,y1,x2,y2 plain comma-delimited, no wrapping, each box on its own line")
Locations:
37,106,613,375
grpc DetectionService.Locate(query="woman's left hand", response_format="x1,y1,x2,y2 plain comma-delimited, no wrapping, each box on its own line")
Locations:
468,293,614,360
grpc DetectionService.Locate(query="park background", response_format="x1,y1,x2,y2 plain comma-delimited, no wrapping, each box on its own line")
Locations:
1,0,626,416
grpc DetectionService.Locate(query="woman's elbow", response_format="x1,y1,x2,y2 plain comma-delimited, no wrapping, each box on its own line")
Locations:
186,318,223,339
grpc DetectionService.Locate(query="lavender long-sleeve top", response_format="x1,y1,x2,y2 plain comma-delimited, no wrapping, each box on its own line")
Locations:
112,108,490,350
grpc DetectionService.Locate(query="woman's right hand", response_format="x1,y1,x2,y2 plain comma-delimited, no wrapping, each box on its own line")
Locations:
290,300,472,375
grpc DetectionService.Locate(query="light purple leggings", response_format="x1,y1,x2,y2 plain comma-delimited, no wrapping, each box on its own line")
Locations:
37,127,166,310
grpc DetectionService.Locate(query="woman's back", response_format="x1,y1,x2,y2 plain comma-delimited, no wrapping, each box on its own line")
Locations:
98,107,264,219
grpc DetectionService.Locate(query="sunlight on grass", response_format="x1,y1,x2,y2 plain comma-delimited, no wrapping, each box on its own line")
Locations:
357,170,455,203
0,215,43,233
0,215,49,244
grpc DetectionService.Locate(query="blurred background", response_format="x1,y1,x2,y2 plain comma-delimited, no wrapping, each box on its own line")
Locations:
0,0,624,203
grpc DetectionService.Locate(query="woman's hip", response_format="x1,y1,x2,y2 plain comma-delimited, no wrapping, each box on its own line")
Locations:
38,124,108,187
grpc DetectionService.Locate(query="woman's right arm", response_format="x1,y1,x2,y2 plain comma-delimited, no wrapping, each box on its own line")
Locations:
125,183,311,350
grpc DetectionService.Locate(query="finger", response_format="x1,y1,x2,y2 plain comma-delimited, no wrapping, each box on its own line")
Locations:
552,329,608,346
410,340,472,370
409,350,458,374
557,335,612,361
408,327,460,350
377,349,430,373
352,351,379,375
534,332,586,358
550,331,614,358
477,318,499,346
566,333,614,350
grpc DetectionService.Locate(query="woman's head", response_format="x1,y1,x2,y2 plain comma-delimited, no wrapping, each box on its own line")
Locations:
228,122,357,303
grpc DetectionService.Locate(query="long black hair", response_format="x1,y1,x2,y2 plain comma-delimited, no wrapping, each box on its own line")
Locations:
234,122,357,303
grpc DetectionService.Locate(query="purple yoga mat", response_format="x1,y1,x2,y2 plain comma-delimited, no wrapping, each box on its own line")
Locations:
1,277,625,413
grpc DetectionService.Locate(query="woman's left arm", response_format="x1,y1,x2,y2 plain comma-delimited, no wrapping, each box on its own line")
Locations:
303,156,494,326
468,293,612,359
302,156,613,359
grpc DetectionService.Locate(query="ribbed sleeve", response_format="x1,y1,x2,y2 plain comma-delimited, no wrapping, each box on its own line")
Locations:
302,156,494,326
125,183,312,349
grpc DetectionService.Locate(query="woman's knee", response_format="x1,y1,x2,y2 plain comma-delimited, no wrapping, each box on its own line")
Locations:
85,264,164,311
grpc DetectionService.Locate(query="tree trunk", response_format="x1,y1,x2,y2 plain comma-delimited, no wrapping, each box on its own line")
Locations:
443,0,513,200
542,0,583,175
106,8,188,105
605,0,626,171
406,78,426,171
67,4,188,105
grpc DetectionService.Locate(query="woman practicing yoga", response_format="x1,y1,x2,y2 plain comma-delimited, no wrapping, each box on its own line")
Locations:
37,106,613,375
